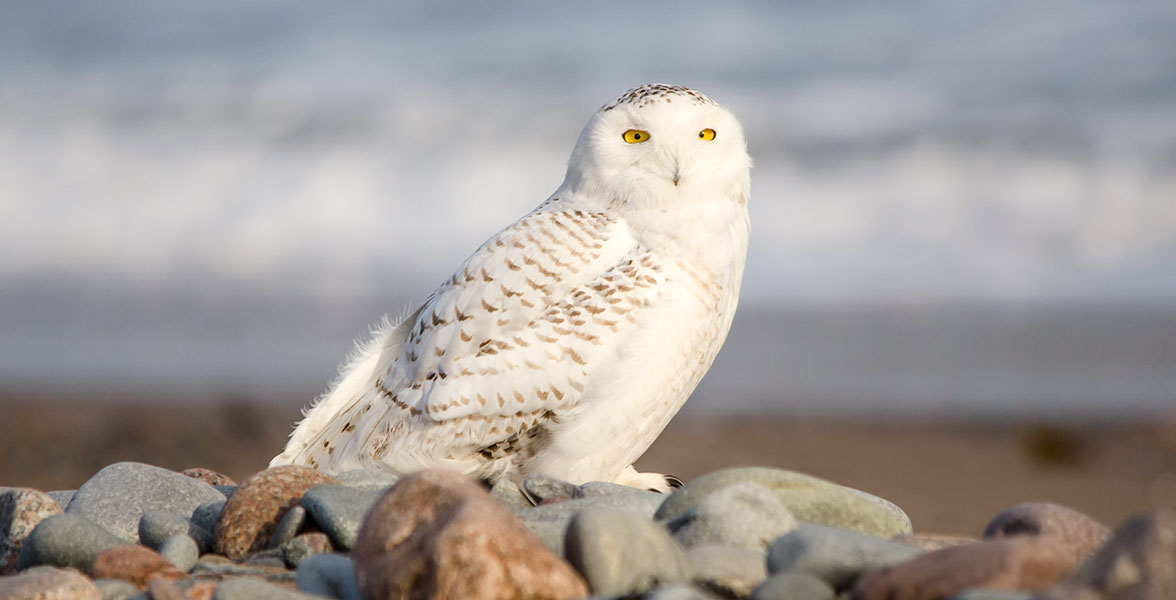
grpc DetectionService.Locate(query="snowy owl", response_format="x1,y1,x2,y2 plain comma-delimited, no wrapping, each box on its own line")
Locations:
271,83,750,492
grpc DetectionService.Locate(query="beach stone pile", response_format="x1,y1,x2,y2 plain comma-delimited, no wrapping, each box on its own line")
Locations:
1,462,1172,599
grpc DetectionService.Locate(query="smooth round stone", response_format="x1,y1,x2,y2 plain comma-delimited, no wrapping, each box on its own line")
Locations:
518,493,666,555
489,479,532,513
751,573,835,600
983,502,1110,565
0,487,63,574
766,523,924,590
686,545,767,598
334,469,400,491
665,482,797,551
214,576,324,599
16,513,125,571
215,466,337,559
565,507,690,596
296,553,363,600
94,577,142,600
642,584,723,599
159,534,200,572
0,566,101,599
522,473,577,503
655,467,913,539
575,481,664,500
139,510,213,554
65,462,226,543
299,485,381,551
47,491,75,510
191,499,226,535
268,505,307,549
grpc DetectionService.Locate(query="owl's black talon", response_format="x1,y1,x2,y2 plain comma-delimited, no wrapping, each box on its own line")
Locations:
665,474,685,489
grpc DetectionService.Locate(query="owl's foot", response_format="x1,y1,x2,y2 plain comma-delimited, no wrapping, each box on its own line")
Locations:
613,465,684,493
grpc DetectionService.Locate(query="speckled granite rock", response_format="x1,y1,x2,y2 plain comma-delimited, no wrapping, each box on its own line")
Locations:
214,466,337,559
0,487,63,574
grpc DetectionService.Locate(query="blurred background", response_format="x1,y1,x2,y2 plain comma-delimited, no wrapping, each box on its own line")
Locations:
1,1,1174,532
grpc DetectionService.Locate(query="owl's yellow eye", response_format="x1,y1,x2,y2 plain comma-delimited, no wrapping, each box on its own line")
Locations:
698,128,716,141
623,129,650,144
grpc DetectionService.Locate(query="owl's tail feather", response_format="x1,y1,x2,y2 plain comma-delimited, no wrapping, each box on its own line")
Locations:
269,304,424,471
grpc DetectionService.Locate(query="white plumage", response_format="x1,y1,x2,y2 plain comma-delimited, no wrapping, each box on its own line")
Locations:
271,84,751,491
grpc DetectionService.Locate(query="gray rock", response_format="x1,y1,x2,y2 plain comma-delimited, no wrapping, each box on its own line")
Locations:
47,490,75,510
214,485,237,497
190,499,226,535
94,577,142,600
65,462,226,542
686,545,767,598
665,482,797,551
299,485,381,551
766,523,923,591
158,534,199,572
214,576,322,599
565,507,690,596
575,481,663,500
297,553,363,600
642,584,723,600
523,473,577,503
16,513,124,571
0,487,63,574
519,492,666,555
268,505,307,549
138,510,213,553
334,469,400,491
489,479,533,513
655,467,912,539
751,573,835,600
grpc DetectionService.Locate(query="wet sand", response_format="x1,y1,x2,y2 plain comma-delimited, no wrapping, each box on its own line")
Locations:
1,390,1172,535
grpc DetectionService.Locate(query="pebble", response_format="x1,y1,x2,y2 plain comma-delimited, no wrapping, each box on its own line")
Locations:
138,510,213,554
564,507,690,596
0,487,63,574
190,500,226,536
0,566,101,599
334,468,400,491
282,532,334,568
522,473,578,504
213,576,323,599
982,502,1110,565
93,577,142,600
158,534,199,572
518,492,666,555
767,523,924,591
351,468,588,600
65,462,226,543
267,505,307,549
489,479,532,513
180,468,236,487
90,544,186,589
574,481,663,500
1040,509,1176,600
47,491,75,510
751,572,836,600
665,481,797,551
850,537,1076,599
17,513,125,572
214,465,338,559
296,553,363,600
685,544,767,598
299,484,381,550
655,467,913,539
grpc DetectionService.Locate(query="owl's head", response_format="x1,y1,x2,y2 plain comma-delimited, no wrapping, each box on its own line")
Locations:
563,84,750,208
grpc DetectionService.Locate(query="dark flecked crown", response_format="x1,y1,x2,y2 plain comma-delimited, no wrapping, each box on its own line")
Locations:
602,83,716,111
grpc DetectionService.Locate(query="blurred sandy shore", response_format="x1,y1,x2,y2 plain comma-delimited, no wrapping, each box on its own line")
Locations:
1,390,1173,536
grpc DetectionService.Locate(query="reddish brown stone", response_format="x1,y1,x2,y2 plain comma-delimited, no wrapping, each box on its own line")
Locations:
0,567,100,599
352,469,589,600
1041,509,1176,600
182,580,217,600
91,544,187,589
0,487,63,574
891,533,980,552
181,468,237,487
214,465,337,559
984,502,1110,566
851,537,1077,599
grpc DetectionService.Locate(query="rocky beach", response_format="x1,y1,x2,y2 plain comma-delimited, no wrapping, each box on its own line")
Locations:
1,396,1173,598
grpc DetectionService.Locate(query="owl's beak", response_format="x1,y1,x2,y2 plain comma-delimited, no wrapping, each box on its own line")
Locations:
671,159,681,186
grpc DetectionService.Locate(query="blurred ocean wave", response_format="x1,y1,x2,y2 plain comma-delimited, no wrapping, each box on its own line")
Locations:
1,1,1174,413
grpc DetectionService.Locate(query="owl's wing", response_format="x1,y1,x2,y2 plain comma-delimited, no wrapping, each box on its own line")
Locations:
289,206,671,472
